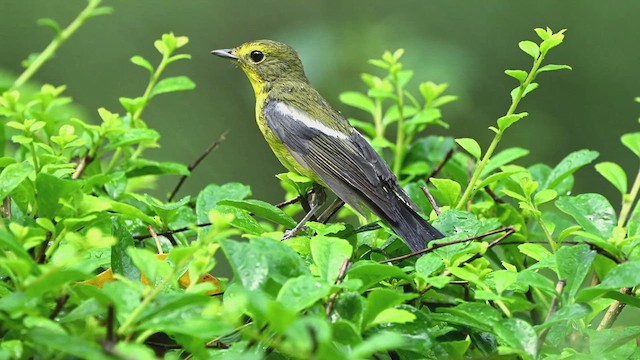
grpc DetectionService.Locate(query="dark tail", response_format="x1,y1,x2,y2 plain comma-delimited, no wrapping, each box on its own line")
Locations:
369,192,444,252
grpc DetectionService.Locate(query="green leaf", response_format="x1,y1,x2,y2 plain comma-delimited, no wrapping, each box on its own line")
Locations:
310,236,352,283
369,308,416,327
534,28,550,40
363,288,416,327
439,302,502,332
536,303,591,330
533,189,557,205
346,261,409,291
556,245,596,301
111,218,140,281
504,69,528,83
595,161,627,195
518,40,540,59
599,261,640,289
214,205,263,234
127,248,172,285
276,275,331,312
455,138,481,159
126,159,190,177
544,149,599,190
415,253,444,278
621,133,640,158
0,162,32,200
518,243,552,262
497,112,528,131
35,173,83,218
556,193,616,239
481,147,530,176
218,199,297,228
430,178,461,207
37,18,61,35
510,83,539,101
196,183,251,223
350,332,405,359
222,237,309,291
537,64,572,73
26,328,111,360
339,91,375,114
494,318,537,359
150,76,195,97
130,55,154,73
104,128,160,150
476,170,523,189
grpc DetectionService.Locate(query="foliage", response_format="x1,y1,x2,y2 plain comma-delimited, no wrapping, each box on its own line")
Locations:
1,3,639,359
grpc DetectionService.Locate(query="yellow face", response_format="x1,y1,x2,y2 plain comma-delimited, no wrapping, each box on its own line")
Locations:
212,40,306,94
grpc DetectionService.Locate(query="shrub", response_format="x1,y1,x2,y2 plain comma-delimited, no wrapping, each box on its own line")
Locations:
1,3,639,359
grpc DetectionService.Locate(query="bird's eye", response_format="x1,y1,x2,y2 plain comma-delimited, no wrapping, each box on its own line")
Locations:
249,50,264,63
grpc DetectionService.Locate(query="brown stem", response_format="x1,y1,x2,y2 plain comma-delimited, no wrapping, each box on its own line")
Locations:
133,222,211,241
72,154,93,180
537,279,566,349
420,185,441,216
2,197,12,219
382,227,514,264
147,226,163,254
484,186,505,203
420,227,516,294
325,259,351,317
597,287,633,330
425,149,454,183
49,293,69,319
168,130,228,202
275,196,301,208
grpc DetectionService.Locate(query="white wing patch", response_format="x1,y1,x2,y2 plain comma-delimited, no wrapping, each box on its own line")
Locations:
274,102,349,140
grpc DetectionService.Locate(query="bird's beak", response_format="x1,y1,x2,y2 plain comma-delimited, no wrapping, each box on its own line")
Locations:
211,48,239,60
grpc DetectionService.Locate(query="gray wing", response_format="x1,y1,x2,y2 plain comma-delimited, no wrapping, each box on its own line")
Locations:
263,100,418,216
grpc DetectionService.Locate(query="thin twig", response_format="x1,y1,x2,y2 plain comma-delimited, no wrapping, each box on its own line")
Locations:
420,185,441,216
537,279,566,349
325,259,351,317
106,304,115,343
597,287,633,330
133,222,211,241
484,186,505,203
2,197,11,219
72,154,92,179
36,231,53,264
147,226,163,254
168,130,228,202
382,227,513,264
49,293,69,319
426,149,454,183
500,239,621,264
275,196,301,208
184,322,252,360
420,227,516,295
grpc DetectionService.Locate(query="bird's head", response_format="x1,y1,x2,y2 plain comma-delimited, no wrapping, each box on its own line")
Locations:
212,40,307,92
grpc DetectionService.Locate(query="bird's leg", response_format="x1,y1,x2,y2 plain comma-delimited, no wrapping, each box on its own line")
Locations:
283,184,325,240
318,198,345,224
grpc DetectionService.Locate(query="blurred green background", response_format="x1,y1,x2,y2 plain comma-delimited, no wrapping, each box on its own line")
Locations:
1,1,639,204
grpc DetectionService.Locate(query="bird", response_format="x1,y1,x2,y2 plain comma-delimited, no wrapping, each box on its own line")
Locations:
212,40,444,252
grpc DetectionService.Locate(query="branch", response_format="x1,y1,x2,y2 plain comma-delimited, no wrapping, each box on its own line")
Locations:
537,279,566,349
49,293,69,319
72,154,92,180
425,148,454,183
382,227,514,264
325,259,351,317
133,222,211,241
597,287,633,330
168,130,228,202
420,185,441,216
